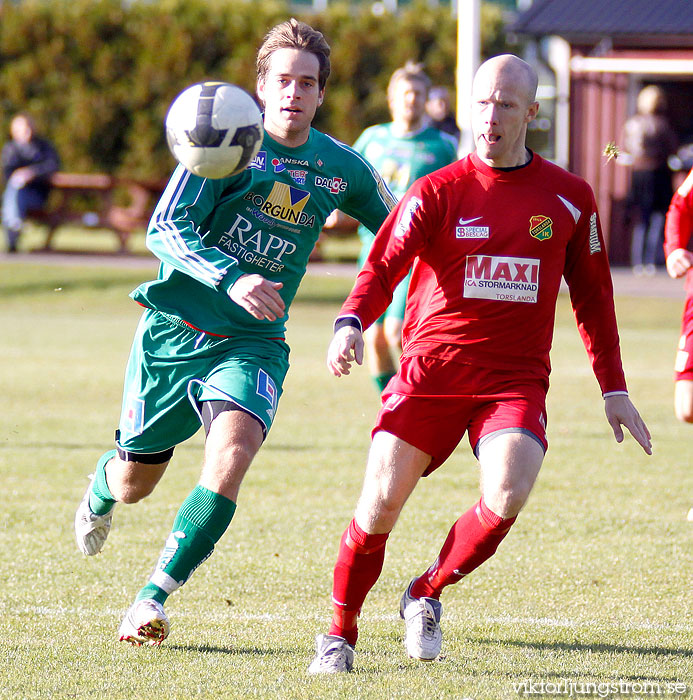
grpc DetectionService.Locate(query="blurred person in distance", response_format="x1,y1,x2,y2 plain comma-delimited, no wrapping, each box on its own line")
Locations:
1,113,59,253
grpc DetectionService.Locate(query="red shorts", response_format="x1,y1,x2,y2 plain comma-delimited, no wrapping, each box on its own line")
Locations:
675,294,693,381
375,355,549,475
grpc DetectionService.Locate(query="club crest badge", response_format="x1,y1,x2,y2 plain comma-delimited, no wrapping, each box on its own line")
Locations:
529,215,553,241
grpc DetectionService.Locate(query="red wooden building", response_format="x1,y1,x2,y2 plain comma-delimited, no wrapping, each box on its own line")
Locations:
512,0,693,263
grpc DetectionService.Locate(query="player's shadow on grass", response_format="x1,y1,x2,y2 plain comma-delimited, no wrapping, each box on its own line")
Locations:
477,636,692,659
167,643,284,656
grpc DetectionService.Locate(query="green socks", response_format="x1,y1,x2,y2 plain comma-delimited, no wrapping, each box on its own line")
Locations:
137,485,237,605
88,449,117,515
373,372,395,392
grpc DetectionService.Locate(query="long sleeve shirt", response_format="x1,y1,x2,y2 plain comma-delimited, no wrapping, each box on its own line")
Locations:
338,151,627,395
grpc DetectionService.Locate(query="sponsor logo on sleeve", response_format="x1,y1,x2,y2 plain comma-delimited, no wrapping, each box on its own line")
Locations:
456,216,489,239
395,196,422,238
588,212,601,254
529,215,553,241
464,255,540,303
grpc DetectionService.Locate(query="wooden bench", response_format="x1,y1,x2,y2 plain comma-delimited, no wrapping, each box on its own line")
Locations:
29,172,166,252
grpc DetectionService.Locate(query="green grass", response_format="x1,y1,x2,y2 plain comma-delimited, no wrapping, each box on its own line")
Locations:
0,259,691,699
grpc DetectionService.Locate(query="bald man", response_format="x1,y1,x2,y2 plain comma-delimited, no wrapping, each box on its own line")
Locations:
308,55,651,673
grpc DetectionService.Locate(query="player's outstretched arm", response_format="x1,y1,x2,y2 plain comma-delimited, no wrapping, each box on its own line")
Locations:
327,326,364,377
604,394,652,455
665,248,693,279
228,273,284,321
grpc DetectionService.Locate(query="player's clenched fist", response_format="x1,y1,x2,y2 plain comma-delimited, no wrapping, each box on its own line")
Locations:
229,273,285,321
327,326,364,377
665,248,693,279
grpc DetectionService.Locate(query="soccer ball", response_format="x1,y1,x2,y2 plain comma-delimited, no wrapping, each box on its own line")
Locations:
165,81,263,179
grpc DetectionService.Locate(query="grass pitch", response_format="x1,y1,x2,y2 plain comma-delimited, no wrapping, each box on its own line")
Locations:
0,256,691,699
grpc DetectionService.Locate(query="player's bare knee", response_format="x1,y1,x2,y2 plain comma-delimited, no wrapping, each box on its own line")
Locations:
201,443,256,500
375,493,403,523
113,463,163,503
211,440,257,471
355,498,398,533
107,457,168,503
117,486,149,504
484,483,530,519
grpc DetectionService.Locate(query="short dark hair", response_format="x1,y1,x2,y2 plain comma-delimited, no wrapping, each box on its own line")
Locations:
256,18,331,91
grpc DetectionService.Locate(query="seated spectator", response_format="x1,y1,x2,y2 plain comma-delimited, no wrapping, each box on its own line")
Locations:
2,113,60,252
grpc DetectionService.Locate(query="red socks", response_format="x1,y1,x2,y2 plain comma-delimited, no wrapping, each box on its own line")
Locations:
410,498,516,600
327,500,515,644
328,519,389,646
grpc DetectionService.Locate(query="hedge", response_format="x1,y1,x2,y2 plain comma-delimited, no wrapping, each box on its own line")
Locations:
0,0,511,179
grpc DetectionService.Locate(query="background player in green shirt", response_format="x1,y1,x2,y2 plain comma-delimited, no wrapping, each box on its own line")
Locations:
73,18,395,646
343,62,457,392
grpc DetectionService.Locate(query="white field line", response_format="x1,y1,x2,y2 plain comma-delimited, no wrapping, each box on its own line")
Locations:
3,604,692,634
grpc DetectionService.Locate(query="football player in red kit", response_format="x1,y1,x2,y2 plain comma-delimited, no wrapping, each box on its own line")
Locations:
663,169,693,423
308,54,652,674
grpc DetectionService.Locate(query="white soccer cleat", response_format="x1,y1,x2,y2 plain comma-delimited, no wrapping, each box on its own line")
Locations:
308,634,355,674
118,599,170,647
74,474,114,556
399,578,443,661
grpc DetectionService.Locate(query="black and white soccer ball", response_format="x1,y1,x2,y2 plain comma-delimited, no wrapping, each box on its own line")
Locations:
165,81,263,179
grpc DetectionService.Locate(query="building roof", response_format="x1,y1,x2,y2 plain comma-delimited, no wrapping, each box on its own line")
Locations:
512,0,693,37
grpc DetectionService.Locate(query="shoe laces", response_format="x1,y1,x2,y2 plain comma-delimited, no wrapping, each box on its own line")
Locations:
321,640,350,667
421,608,438,638
413,600,439,639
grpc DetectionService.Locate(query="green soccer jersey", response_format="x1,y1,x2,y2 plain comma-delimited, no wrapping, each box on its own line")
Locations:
132,129,396,337
352,123,457,251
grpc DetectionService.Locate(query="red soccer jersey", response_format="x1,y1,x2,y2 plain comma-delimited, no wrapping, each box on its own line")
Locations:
664,167,693,298
339,151,627,394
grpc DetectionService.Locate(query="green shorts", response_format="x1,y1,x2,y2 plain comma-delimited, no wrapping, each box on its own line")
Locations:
358,236,411,325
117,309,290,454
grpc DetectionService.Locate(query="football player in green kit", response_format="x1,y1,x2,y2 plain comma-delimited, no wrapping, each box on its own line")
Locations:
73,18,395,646
350,62,457,391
